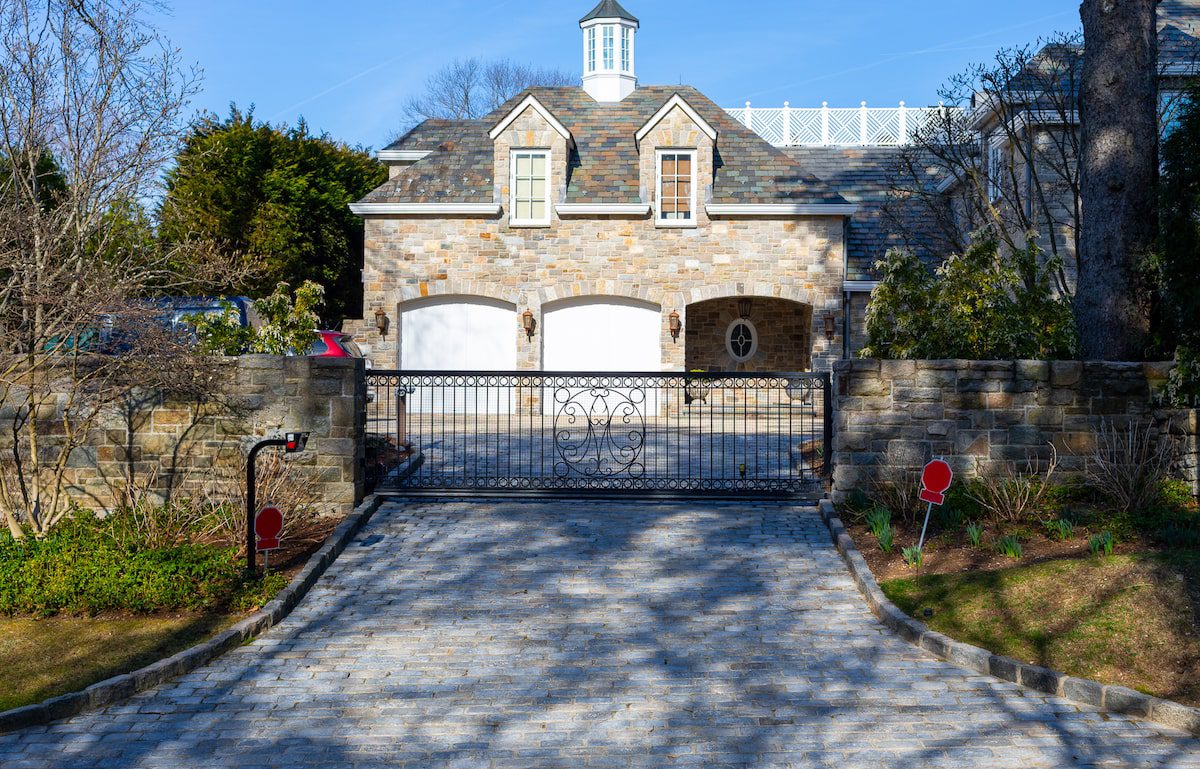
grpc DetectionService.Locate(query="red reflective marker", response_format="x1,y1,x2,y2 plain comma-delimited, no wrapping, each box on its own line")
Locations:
919,460,954,506
255,506,284,552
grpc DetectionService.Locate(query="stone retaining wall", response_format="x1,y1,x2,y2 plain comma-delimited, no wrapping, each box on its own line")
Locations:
832,359,1199,500
13,356,367,516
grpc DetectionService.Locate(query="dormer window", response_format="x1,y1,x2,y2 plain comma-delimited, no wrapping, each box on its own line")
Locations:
656,149,696,227
602,26,615,70
511,150,550,227
587,27,596,73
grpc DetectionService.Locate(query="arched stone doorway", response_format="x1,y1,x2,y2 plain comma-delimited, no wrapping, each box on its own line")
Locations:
684,297,813,372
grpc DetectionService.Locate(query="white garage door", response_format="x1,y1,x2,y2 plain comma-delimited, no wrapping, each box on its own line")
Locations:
543,298,661,372
401,297,516,413
543,298,661,417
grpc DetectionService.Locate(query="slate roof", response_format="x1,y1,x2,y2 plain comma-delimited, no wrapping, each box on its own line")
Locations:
580,0,638,24
363,85,848,207
784,147,950,283
365,121,494,204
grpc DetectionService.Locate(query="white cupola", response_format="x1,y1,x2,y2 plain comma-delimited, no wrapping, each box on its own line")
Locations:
580,0,639,102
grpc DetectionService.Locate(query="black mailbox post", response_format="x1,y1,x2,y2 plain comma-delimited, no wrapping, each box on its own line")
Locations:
246,432,310,575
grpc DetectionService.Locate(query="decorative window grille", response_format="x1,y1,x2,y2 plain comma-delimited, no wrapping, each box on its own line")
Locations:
603,26,614,70
657,151,695,224
511,151,549,226
621,27,631,72
587,28,596,73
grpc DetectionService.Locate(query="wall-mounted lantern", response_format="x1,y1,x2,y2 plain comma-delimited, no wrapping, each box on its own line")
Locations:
737,298,753,320
374,308,389,336
823,313,837,341
521,309,537,340
668,310,682,342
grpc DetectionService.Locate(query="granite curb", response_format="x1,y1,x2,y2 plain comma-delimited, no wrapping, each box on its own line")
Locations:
0,494,386,735
817,498,1200,737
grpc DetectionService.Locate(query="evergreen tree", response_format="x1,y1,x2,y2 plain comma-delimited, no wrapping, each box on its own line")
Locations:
159,107,386,326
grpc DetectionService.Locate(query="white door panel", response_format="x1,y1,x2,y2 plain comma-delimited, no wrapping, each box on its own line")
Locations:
401,298,516,413
542,299,661,416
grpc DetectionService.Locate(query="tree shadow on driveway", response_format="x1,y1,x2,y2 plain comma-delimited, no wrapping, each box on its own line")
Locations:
0,498,1197,768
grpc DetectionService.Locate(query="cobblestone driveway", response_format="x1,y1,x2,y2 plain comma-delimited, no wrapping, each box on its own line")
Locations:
2,499,1198,768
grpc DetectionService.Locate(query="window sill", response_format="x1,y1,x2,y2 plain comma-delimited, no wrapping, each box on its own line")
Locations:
509,221,553,229
656,220,698,229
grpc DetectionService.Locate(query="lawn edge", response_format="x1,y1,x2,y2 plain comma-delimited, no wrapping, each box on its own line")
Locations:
0,493,386,735
817,498,1200,737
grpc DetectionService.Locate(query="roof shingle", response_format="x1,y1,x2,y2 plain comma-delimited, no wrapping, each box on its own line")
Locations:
364,85,848,207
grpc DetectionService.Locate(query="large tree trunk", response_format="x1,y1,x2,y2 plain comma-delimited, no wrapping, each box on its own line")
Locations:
1076,0,1158,360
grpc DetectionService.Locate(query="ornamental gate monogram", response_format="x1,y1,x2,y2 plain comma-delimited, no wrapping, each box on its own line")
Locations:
365,371,831,497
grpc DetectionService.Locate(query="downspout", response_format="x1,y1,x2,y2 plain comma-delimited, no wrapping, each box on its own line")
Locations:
842,216,851,360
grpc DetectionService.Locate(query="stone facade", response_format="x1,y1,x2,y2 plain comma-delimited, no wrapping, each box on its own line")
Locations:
684,297,813,372
349,215,847,373
832,358,1199,500
34,356,367,515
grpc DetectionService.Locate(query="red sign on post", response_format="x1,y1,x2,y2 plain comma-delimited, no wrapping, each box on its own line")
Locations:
919,460,954,505
255,506,284,552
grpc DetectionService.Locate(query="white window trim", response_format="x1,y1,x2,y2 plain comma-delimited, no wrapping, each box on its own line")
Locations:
488,95,571,142
725,318,759,363
586,27,596,73
602,25,615,70
621,27,631,72
636,94,718,143
509,149,552,227
655,148,698,228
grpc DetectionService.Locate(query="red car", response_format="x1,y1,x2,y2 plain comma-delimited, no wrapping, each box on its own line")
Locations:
307,330,363,358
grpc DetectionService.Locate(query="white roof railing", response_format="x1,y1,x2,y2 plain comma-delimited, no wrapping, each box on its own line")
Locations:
726,101,961,147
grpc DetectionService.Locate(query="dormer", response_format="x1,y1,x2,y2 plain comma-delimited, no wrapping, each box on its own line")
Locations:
636,94,718,228
489,94,573,227
580,0,639,102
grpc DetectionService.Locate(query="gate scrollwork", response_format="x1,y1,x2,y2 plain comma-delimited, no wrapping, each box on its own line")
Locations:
553,385,646,479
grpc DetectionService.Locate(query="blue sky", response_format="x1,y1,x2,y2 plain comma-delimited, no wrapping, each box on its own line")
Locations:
152,0,1082,150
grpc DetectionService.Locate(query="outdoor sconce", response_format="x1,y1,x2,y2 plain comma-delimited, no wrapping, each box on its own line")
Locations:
823,313,837,341
374,308,389,336
668,310,682,341
737,298,753,320
521,309,537,340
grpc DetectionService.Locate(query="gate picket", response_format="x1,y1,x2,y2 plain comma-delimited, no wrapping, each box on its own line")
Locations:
364,371,830,498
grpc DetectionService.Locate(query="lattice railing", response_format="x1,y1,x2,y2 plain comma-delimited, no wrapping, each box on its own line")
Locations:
725,101,960,147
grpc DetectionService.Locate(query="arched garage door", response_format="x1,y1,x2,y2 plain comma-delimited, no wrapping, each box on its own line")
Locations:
542,297,661,372
400,296,517,413
542,297,661,416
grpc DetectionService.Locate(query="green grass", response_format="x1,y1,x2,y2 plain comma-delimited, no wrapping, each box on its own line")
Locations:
881,552,1200,706
0,613,238,711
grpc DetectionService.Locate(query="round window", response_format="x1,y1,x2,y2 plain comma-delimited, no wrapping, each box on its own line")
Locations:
725,319,758,363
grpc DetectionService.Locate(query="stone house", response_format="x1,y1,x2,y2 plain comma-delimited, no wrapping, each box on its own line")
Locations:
347,1,859,375
348,1,1200,371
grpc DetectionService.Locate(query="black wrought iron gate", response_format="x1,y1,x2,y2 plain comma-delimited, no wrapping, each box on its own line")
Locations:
364,371,831,498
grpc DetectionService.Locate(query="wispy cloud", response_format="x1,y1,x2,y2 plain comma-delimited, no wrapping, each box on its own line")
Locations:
743,9,1076,99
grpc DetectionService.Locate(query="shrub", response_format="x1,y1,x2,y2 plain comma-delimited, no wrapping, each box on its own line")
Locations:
861,232,1078,360
869,467,927,526
1084,419,1175,515
965,522,985,548
901,545,923,568
1043,518,1074,541
190,280,324,356
995,535,1023,559
0,513,282,617
876,524,895,554
1164,347,1200,408
865,506,892,538
1089,531,1115,557
965,446,1059,523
